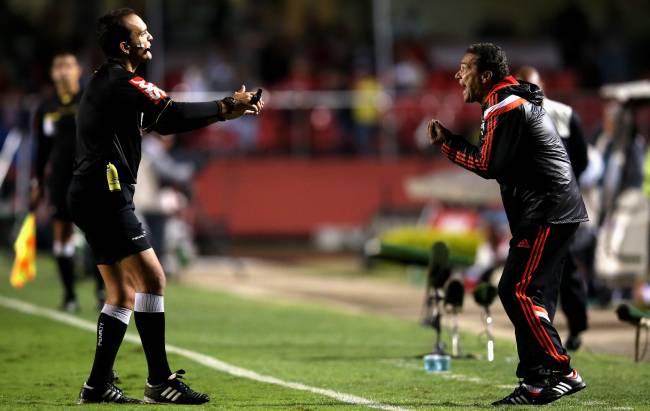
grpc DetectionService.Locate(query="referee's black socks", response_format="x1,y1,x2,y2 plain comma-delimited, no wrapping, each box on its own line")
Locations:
134,293,172,384
86,305,131,387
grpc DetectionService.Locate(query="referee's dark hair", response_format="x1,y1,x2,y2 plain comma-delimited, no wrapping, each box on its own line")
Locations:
96,8,136,57
466,43,510,83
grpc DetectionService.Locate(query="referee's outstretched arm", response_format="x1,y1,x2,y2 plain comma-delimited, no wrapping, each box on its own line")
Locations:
144,86,264,135
119,74,263,136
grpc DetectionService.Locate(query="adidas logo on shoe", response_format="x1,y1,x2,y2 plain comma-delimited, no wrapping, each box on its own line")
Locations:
143,369,209,404
492,382,560,406
78,381,142,404
550,369,586,397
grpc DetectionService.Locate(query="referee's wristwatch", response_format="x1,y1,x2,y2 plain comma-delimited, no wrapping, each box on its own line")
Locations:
221,96,236,115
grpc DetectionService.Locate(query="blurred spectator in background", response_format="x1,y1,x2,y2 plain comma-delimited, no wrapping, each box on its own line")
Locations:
592,99,647,305
258,32,293,87
134,133,196,276
205,49,236,91
575,144,605,303
393,46,426,94
549,1,595,87
595,104,646,225
31,52,105,312
639,130,650,308
465,209,509,286
594,2,629,85
351,64,383,154
516,66,589,350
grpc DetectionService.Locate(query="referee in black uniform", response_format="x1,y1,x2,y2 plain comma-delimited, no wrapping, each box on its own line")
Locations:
71,8,263,404
32,52,105,312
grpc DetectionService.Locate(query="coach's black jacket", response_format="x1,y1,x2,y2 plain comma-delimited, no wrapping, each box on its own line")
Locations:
441,75,588,231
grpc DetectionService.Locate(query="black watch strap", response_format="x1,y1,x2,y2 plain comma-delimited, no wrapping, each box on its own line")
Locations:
221,96,236,114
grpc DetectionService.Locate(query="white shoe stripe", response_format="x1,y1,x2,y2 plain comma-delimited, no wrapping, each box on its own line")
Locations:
102,389,111,398
166,389,178,400
559,382,572,390
171,392,182,402
520,396,529,404
161,387,173,397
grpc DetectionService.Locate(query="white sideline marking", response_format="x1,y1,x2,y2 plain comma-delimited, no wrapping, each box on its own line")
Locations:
0,296,409,411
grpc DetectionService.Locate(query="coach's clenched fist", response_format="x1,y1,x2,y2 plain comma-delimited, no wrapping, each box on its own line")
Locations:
427,119,452,145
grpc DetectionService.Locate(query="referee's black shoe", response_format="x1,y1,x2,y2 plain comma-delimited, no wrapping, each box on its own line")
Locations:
143,369,209,404
78,380,142,404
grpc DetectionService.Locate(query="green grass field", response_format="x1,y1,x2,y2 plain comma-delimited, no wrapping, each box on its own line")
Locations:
1,254,649,410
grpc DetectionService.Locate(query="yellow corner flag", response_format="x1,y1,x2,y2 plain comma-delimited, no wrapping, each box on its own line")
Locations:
10,213,36,288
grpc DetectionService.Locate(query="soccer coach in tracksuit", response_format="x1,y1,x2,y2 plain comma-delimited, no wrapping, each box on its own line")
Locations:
427,43,588,406
69,8,263,404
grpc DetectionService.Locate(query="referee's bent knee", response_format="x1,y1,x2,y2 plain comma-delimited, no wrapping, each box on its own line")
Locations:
109,287,135,308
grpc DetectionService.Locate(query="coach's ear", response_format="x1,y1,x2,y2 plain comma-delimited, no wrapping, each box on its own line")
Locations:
481,70,493,85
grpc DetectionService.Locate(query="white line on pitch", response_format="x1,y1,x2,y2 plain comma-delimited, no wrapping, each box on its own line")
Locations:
0,295,410,411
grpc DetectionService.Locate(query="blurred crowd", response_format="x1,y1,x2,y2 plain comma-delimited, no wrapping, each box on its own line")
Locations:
2,0,650,158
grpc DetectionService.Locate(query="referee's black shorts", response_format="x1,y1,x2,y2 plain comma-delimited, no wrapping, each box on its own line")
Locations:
68,175,151,265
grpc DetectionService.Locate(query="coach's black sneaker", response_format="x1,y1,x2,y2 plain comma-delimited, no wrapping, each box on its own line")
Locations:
492,381,561,406
548,369,586,397
143,369,209,404
78,381,142,404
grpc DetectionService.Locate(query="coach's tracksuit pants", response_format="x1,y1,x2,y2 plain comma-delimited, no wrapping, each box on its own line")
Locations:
498,222,578,381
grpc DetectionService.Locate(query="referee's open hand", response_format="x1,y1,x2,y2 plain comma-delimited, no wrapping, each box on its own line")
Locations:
223,85,264,120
